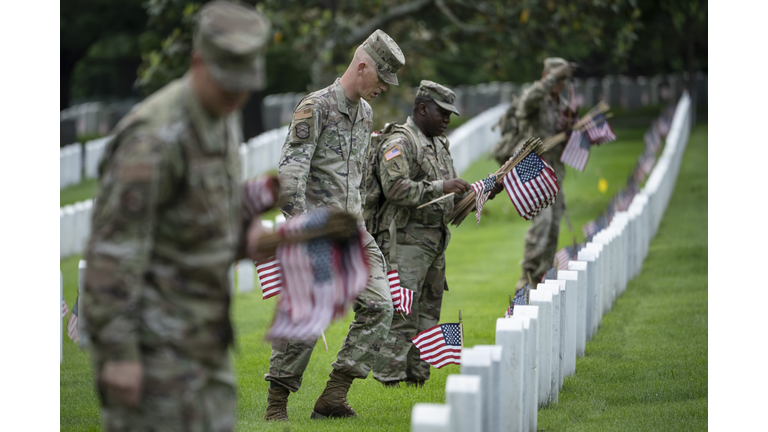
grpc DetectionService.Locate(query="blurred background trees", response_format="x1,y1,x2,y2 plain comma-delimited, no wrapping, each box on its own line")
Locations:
61,0,707,109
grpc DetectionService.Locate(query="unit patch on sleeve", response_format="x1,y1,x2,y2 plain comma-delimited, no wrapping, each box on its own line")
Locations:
295,122,310,139
384,146,402,161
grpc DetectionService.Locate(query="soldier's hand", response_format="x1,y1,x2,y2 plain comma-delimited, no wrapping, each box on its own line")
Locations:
246,216,271,261
101,361,143,407
444,178,471,194
488,182,505,200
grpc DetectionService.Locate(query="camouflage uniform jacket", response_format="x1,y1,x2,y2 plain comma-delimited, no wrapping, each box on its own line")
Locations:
277,78,374,241
514,74,569,160
83,75,246,366
372,116,460,252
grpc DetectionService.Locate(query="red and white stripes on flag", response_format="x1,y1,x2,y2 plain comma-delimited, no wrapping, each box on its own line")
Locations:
67,298,79,343
560,130,591,171
412,323,462,368
503,152,560,220
470,175,498,226
388,270,414,315
555,247,571,270
61,298,69,319
265,209,370,341
256,257,283,299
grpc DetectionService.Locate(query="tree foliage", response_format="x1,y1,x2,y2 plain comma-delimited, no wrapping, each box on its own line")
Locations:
135,0,652,96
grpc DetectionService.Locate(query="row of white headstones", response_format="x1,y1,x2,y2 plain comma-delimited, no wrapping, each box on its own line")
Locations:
410,92,693,432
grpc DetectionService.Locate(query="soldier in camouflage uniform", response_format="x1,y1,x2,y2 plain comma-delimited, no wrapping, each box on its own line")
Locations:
263,29,405,421
82,3,272,431
365,81,470,386
504,58,575,292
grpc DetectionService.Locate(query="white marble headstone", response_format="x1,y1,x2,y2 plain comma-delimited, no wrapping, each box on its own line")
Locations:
411,403,452,432
556,270,578,376
514,305,539,432
237,259,255,293
461,347,492,432
495,318,524,432
446,374,482,432
529,289,552,407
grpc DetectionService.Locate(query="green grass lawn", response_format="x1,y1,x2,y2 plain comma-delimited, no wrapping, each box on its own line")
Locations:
61,178,98,208
60,123,707,431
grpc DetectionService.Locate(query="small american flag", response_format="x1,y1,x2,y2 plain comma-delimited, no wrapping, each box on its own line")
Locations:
555,247,572,270
504,153,560,220
582,219,598,238
67,297,79,343
560,130,591,171
470,175,497,226
412,323,462,368
388,270,413,315
256,257,283,300
644,128,662,154
657,116,671,137
640,152,656,176
541,266,557,283
513,284,529,307
400,287,413,315
605,197,617,223
596,215,608,231
61,298,69,319
584,113,616,145
504,303,514,318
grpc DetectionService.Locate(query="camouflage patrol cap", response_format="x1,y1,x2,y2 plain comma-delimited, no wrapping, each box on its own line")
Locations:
362,29,405,86
416,80,460,116
543,57,568,74
194,1,272,91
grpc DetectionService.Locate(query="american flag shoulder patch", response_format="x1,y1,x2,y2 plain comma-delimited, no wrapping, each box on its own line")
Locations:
384,146,402,161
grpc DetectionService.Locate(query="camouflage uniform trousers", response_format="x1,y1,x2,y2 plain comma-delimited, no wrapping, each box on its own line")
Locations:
95,345,235,432
372,228,446,383
517,148,567,291
264,240,394,391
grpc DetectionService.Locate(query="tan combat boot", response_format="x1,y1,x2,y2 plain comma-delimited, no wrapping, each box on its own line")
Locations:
310,370,358,419
263,386,290,421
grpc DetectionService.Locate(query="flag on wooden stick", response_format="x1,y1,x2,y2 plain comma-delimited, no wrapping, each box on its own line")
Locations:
413,323,462,368
560,129,591,171
503,152,560,220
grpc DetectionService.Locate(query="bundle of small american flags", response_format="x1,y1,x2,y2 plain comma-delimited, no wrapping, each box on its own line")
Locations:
560,113,617,171
388,270,413,315
503,152,560,220
412,323,462,368
261,209,369,341
470,175,498,226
